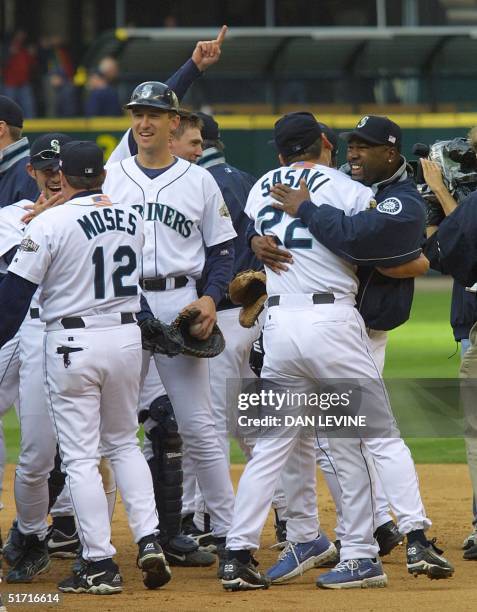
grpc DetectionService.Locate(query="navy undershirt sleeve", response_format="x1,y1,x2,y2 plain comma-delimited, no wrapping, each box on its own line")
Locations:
0,272,38,347
202,240,235,305
165,58,202,100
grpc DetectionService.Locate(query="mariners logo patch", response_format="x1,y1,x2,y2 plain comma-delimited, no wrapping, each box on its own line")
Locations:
357,116,369,128
219,201,231,218
19,237,40,252
376,197,402,215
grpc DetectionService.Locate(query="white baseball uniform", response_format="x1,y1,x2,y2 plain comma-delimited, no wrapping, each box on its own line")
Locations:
0,202,25,508
189,308,262,530
8,194,159,561
226,162,401,561
0,200,59,538
103,156,237,537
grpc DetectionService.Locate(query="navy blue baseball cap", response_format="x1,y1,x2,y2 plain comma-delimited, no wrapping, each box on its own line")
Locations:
273,112,322,158
340,115,402,150
0,95,23,128
60,141,104,177
197,112,220,141
30,133,73,170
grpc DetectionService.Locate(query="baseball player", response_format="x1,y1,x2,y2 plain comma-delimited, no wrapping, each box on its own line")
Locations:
0,141,170,594
0,95,37,206
103,82,237,553
0,95,38,518
249,123,396,556
0,133,75,584
187,112,262,541
170,112,204,164
265,115,453,583
222,112,395,591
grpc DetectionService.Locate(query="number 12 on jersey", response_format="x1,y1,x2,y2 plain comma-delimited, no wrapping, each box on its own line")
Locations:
92,246,137,299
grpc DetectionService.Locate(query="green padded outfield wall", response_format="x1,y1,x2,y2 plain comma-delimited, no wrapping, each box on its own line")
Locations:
23,114,477,179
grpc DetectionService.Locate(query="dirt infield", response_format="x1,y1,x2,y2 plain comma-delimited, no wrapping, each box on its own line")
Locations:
1,463,476,612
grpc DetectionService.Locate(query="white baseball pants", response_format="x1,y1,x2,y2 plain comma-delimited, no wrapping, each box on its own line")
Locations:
142,285,234,538
44,317,158,561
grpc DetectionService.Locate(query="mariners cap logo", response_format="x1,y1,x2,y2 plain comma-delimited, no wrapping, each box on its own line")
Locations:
357,116,369,128
141,84,154,98
50,139,60,153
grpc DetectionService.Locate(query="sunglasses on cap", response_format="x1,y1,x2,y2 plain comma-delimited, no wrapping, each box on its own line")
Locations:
31,149,60,162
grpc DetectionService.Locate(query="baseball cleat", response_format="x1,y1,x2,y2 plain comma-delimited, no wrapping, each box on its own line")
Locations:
6,535,50,584
216,542,227,579
406,540,454,579
266,534,337,584
320,539,341,568
182,514,216,553
222,557,271,591
316,558,388,589
137,535,172,589
270,511,287,550
58,559,122,594
3,520,26,567
462,527,477,550
162,534,215,567
463,528,477,558
47,527,80,558
374,520,403,556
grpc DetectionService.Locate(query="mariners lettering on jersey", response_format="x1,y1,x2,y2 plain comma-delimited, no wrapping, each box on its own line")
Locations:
260,168,330,197
129,203,194,238
78,208,138,240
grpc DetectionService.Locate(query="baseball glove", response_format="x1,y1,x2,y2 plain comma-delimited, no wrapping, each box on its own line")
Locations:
229,270,267,328
139,317,185,357
171,308,225,358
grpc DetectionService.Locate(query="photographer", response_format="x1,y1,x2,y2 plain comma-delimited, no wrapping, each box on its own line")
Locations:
423,131,477,560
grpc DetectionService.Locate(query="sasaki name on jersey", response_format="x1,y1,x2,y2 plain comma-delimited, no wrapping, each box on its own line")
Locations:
260,168,330,197
131,203,194,238
77,207,138,240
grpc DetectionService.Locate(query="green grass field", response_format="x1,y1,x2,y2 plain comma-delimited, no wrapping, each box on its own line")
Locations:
2,283,468,465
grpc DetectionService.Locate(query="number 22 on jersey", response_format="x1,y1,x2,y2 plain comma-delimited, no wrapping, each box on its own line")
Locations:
257,205,312,250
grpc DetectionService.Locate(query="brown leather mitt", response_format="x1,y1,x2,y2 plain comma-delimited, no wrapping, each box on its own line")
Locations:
228,270,267,328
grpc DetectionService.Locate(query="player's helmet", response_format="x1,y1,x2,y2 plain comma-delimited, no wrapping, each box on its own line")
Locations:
124,81,179,112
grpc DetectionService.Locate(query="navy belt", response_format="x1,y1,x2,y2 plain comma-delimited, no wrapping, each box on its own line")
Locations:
140,276,188,291
60,312,135,329
268,293,335,307
30,308,40,319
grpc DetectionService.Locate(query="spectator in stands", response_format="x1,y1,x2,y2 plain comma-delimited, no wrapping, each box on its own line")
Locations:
38,35,74,117
85,68,122,117
97,57,119,84
1,31,37,118
49,68,77,117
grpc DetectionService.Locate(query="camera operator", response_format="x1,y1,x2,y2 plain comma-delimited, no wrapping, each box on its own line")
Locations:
423,130,477,559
